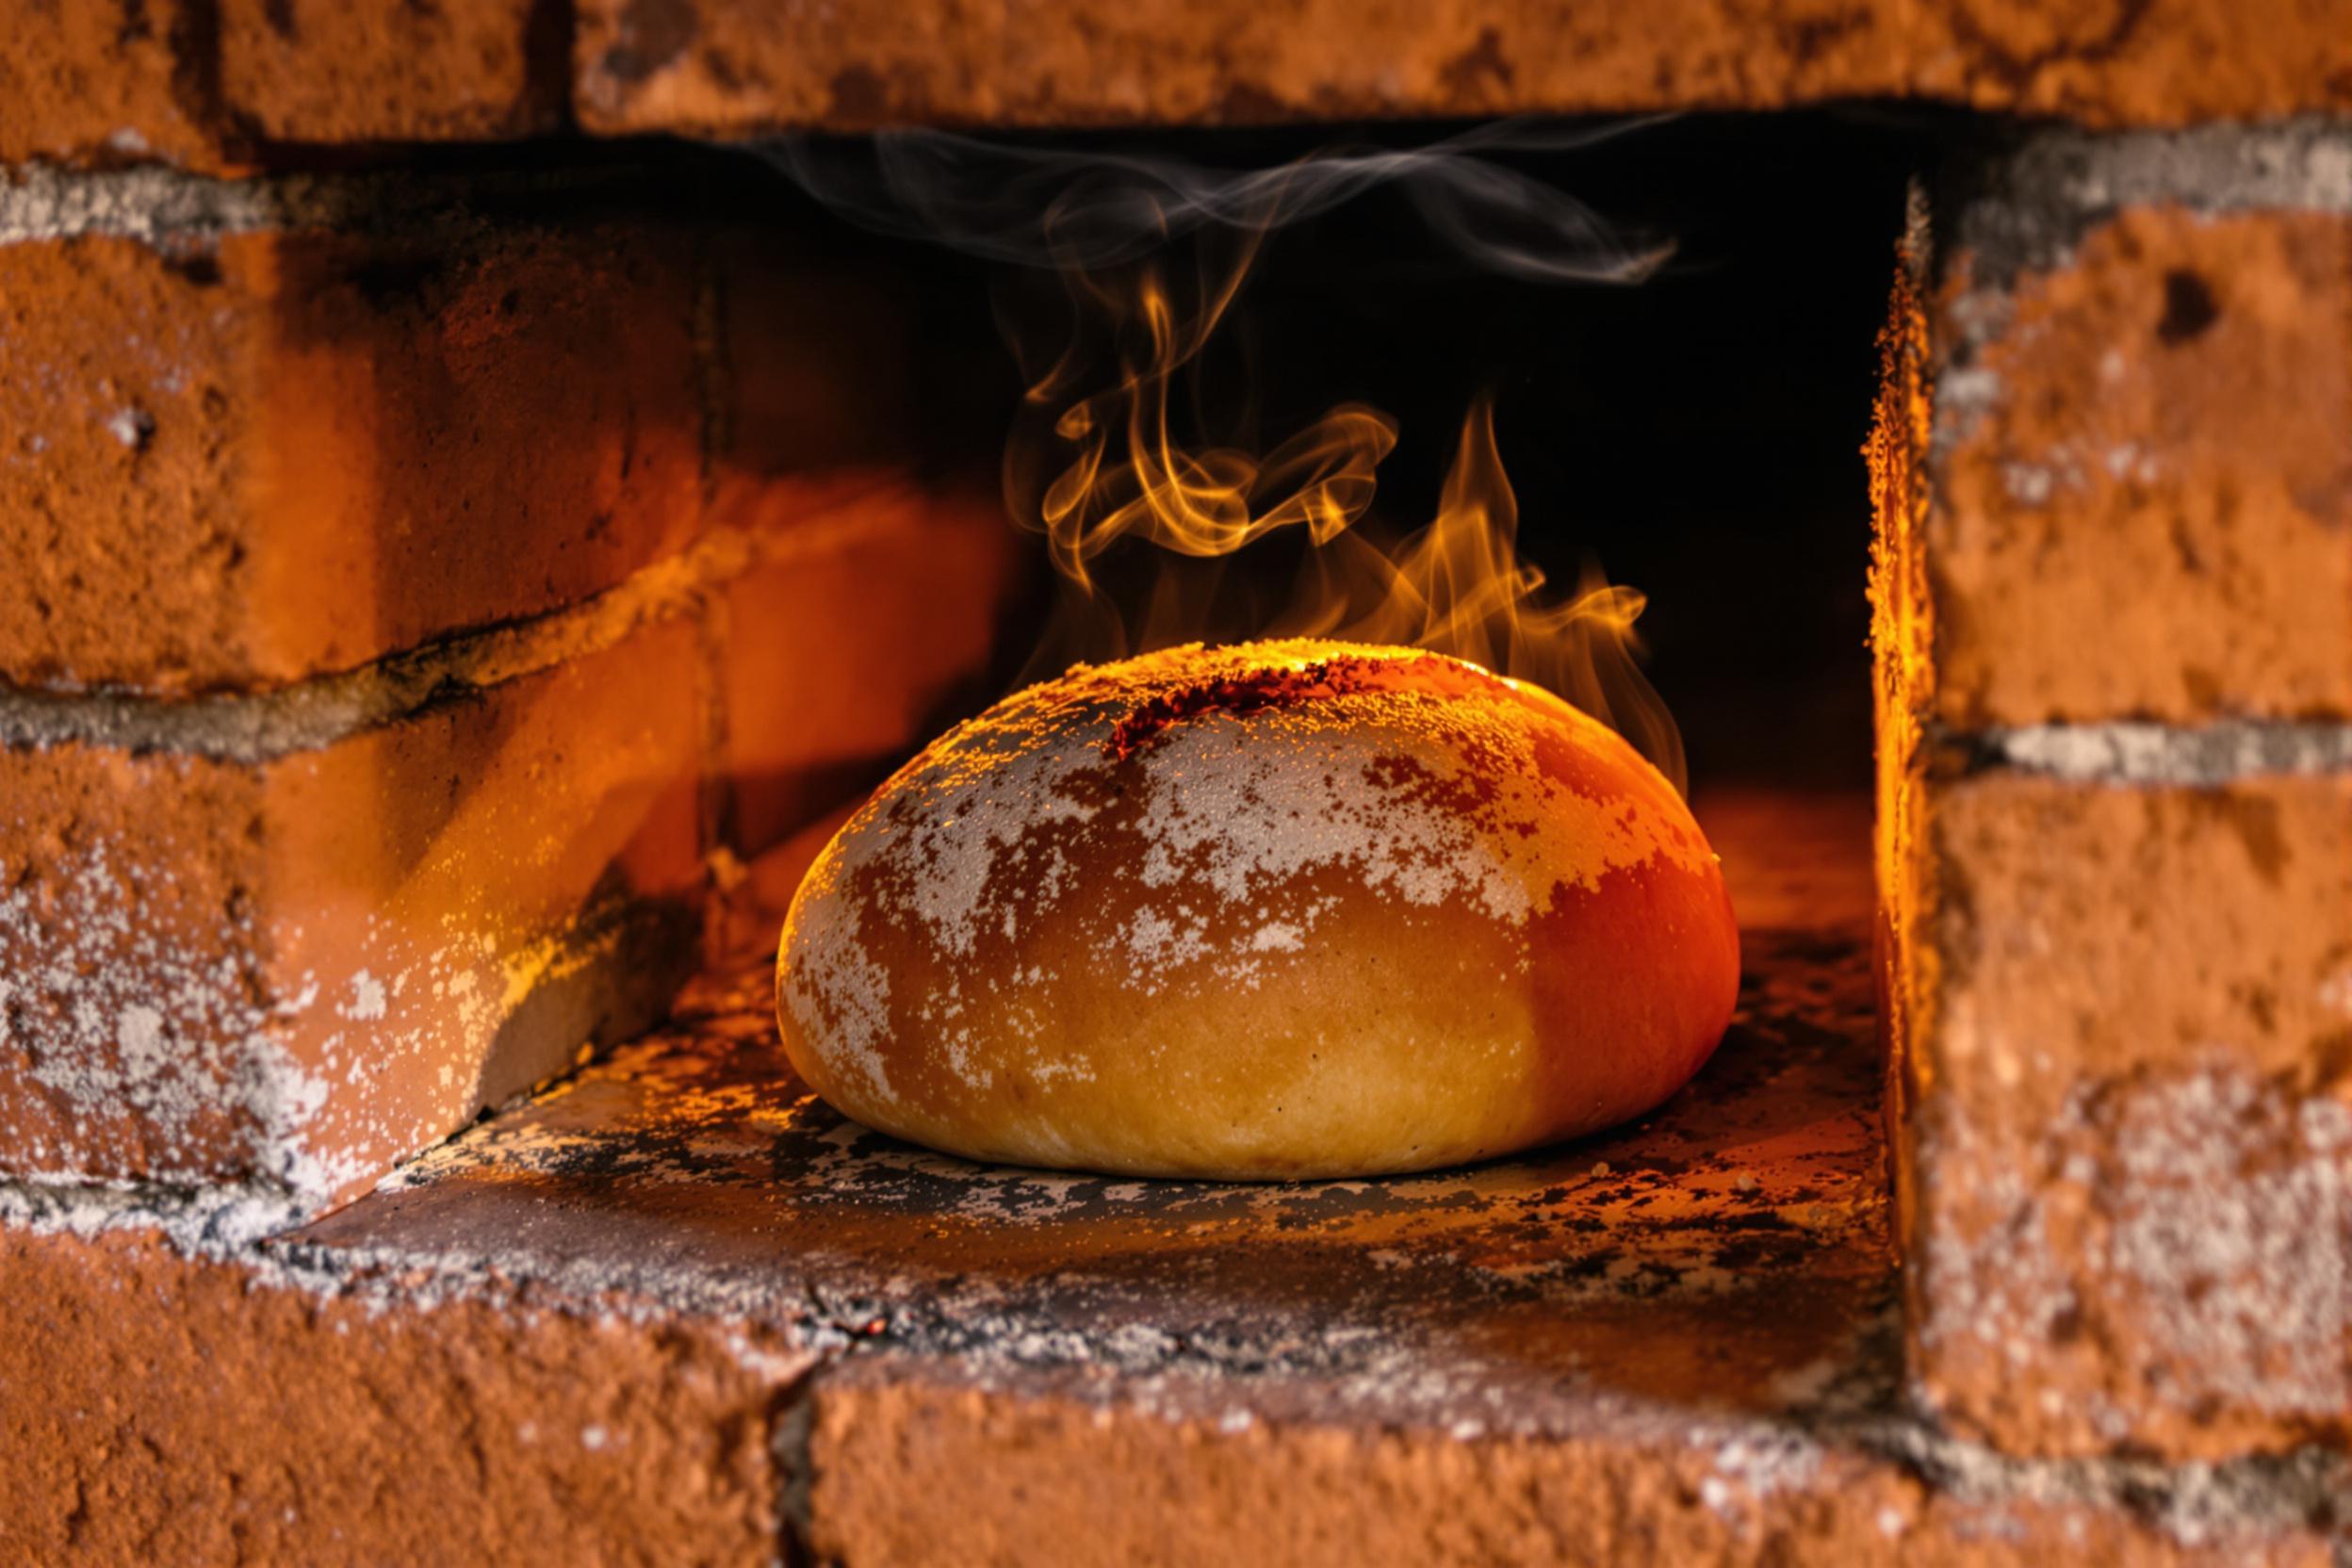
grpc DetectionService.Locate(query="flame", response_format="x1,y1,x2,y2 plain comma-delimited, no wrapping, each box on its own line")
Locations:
1304,395,1686,794
1022,250,1397,587
1006,243,1687,796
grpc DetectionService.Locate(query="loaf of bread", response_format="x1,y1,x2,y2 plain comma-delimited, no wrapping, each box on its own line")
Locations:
776,639,1738,1179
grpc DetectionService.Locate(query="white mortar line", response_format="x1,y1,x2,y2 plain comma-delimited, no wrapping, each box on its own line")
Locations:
0,160,665,248
1991,119,2352,222
0,164,293,246
0,1173,311,1254
1947,719,2352,787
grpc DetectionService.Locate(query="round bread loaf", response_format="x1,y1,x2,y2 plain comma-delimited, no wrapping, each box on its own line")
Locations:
776,639,1738,1179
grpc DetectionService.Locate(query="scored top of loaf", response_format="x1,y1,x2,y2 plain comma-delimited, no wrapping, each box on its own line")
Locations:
841,639,1703,959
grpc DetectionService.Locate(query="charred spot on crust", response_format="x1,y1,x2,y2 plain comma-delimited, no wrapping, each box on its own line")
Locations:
1104,651,1492,760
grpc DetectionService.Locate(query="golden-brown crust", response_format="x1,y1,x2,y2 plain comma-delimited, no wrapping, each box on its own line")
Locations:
776,639,1739,1178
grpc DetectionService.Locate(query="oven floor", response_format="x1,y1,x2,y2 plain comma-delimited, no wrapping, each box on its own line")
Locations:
290,790,1896,1438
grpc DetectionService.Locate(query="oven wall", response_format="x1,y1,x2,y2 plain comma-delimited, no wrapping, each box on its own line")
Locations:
1874,122,2352,1460
0,156,1020,1205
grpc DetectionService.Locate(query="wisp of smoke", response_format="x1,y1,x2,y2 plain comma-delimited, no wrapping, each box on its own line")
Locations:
748,119,1675,283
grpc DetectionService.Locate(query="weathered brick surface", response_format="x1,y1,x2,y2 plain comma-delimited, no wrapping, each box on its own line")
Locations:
0,1226,790,1566
801,1365,2323,1567
1921,205,2352,727
0,0,214,168
0,0,564,166
574,0,2352,137
0,218,704,694
14,0,2352,166
220,0,569,144
1875,127,2352,1460
710,484,1016,855
0,619,705,1201
805,1366,1918,1568
1887,767,2352,1460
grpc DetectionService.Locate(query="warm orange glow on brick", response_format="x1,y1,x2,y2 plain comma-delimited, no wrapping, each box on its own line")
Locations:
1867,196,1940,1282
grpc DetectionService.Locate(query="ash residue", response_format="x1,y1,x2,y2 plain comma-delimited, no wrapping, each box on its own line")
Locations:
0,1173,308,1256
1914,1062,2352,1450
1102,653,1478,760
1942,119,2352,292
1861,1412,2350,1548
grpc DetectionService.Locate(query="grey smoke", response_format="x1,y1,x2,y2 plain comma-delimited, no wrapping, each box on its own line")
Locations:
749,118,1675,284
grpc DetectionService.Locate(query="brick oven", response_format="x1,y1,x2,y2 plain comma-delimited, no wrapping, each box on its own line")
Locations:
4,5,2350,1564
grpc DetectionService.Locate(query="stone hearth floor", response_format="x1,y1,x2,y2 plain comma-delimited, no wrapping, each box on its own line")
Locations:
295,791,1894,1452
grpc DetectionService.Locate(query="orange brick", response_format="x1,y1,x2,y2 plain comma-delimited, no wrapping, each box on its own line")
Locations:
219,0,568,143
0,1225,790,1565
711,484,1018,855
0,218,703,694
573,0,2352,136
1875,145,2352,1458
0,0,217,169
0,619,705,1202
1919,206,2352,726
803,1365,2322,1567
1885,767,2352,1458
10,0,2352,165
0,0,566,164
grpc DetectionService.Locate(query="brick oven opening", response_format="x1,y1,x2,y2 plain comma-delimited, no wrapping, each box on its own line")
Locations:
2,101,1933,1538
8,9,2351,1560
723,111,1920,788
